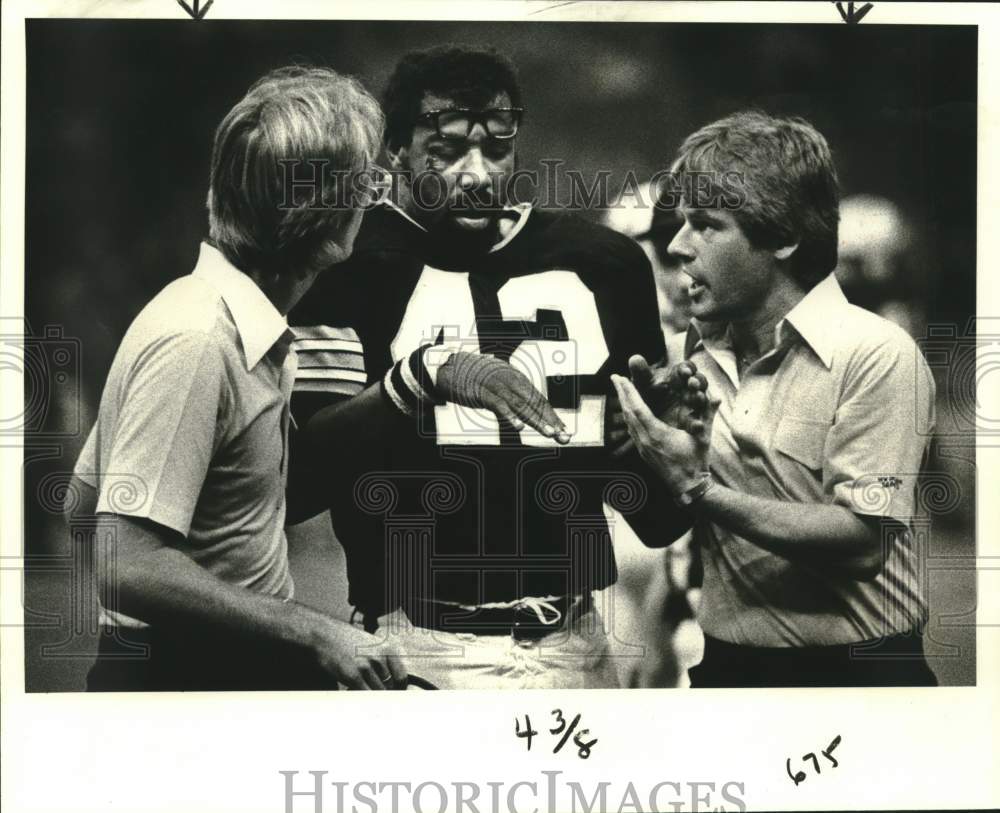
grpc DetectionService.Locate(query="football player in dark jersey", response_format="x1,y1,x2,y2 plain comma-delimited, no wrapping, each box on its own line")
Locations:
288,46,705,689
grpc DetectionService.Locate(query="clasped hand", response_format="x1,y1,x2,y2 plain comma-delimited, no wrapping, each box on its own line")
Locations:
609,355,719,496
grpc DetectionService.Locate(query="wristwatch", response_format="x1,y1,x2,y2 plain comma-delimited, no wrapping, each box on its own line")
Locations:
674,472,715,507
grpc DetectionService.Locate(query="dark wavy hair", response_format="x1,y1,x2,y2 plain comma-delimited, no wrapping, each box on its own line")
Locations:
671,110,840,289
383,45,523,152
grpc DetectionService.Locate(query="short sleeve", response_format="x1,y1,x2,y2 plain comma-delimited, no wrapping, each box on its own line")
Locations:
95,331,227,536
825,331,936,525
290,325,366,396
288,259,370,425
73,424,98,488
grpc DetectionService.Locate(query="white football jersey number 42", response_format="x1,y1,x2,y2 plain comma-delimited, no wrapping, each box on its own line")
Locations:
391,268,609,446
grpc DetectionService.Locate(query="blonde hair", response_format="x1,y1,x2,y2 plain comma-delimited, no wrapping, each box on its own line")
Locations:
207,65,383,279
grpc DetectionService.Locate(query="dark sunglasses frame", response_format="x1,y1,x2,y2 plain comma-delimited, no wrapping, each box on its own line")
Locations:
415,107,524,140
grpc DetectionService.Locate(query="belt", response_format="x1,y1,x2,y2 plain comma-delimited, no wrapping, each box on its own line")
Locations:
400,593,593,641
702,631,927,659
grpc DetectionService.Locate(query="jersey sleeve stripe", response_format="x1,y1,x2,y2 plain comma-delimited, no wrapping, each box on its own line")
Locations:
292,339,363,353
296,352,366,372
389,362,420,413
290,325,361,342
292,379,365,396
408,342,443,404
399,352,433,403
295,368,368,383
383,367,415,416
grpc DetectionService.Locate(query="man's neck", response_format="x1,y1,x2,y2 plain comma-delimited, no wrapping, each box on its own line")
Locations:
246,267,322,316
729,280,807,363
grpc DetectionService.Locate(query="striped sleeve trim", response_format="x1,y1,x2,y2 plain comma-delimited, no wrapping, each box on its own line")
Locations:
408,343,443,404
389,361,420,413
294,339,364,353
291,324,366,396
291,325,361,342
297,354,365,373
296,368,367,383
380,345,446,418
383,365,415,416
400,352,433,403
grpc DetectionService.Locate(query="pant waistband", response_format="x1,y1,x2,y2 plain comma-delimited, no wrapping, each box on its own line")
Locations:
703,630,927,659
399,593,593,640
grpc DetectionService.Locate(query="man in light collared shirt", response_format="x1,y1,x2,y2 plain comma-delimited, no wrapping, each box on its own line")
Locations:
614,111,938,687
69,66,405,691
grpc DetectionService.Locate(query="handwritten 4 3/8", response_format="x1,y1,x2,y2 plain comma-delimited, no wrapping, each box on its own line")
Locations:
787,735,842,786
515,710,598,759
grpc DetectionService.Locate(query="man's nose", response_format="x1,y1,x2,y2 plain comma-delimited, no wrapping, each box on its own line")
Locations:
455,122,495,190
667,222,695,261
455,146,491,192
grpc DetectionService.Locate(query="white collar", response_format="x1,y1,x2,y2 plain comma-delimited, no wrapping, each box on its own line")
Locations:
684,272,847,370
192,242,291,371
776,272,848,369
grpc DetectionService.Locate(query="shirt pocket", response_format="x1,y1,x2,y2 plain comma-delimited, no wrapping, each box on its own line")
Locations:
773,415,829,472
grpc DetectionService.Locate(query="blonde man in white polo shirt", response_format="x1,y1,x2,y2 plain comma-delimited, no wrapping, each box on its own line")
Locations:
68,66,405,691
614,112,938,687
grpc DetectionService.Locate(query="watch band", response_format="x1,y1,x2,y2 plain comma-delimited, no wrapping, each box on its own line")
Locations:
674,472,715,507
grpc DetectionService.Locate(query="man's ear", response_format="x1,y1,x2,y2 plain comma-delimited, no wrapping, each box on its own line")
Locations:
774,242,799,261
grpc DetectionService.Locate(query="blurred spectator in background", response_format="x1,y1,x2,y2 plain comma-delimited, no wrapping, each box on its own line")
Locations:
600,181,703,688
835,193,974,535
603,182,692,336
835,193,928,339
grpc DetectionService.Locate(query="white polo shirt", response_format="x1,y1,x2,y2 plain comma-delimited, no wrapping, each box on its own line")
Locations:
75,242,297,627
668,273,936,646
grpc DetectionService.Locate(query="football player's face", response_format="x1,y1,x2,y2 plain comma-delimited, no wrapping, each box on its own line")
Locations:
667,205,778,323
396,92,516,239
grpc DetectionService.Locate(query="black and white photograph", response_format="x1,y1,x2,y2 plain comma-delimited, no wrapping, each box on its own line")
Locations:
2,1,997,812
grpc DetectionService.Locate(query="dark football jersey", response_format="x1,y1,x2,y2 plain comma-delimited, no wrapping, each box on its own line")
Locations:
290,203,667,617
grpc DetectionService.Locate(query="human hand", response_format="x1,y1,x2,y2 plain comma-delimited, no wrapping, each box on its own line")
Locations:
611,373,718,495
608,355,710,457
311,617,407,690
437,352,571,444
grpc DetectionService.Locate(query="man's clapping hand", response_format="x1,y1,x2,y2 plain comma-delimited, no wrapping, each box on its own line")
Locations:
607,355,711,457
611,368,719,496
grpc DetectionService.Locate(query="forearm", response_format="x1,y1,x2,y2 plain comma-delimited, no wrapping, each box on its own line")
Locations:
304,382,407,460
695,483,884,578
96,517,328,649
611,372,887,579
613,450,693,548
301,343,449,460
286,383,405,524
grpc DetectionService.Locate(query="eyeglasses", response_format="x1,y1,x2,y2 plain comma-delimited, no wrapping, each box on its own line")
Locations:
415,107,524,140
